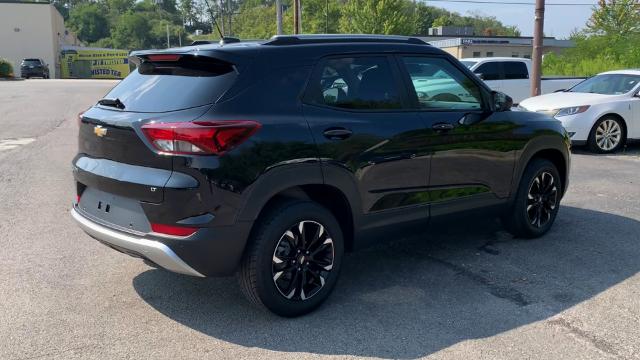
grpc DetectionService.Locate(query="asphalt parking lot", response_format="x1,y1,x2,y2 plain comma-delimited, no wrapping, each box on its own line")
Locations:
1,79,639,360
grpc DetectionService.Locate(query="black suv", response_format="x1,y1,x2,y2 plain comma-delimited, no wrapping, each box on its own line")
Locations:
20,58,50,79
72,35,570,317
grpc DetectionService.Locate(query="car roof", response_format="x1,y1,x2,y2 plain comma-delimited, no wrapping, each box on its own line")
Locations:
131,34,446,64
460,57,531,62
599,69,640,76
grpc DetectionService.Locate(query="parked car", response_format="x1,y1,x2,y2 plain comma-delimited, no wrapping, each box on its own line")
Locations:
71,35,570,317
459,58,583,104
20,58,49,79
519,70,640,153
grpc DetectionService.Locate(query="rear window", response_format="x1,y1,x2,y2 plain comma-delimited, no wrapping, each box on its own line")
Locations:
22,59,41,65
102,55,237,113
503,61,529,80
475,62,502,80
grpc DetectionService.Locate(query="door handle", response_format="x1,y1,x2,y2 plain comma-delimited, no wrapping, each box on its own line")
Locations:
323,127,353,140
432,123,454,132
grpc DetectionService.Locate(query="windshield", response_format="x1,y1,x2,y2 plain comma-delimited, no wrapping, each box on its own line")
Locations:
570,74,640,95
460,61,477,69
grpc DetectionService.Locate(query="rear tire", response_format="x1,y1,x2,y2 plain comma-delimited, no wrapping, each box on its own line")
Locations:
238,200,344,317
587,117,625,153
502,158,561,238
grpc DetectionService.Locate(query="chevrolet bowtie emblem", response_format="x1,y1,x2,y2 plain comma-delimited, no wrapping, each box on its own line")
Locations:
93,125,108,137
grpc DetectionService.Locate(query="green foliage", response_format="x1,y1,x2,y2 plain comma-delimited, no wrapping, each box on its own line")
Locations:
62,0,521,50
339,0,418,35
111,12,152,49
586,0,640,36
0,58,14,78
415,5,520,36
543,1,640,76
68,3,110,43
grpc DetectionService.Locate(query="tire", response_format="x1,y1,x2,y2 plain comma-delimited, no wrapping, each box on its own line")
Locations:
238,200,344,317
502,158,562,239
587,117,625,153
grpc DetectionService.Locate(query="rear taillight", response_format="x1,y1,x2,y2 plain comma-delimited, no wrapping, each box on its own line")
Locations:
141,121,261,155
150,223,197,237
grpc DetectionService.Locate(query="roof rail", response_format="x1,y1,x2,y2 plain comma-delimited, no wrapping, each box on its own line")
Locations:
264,34,427,46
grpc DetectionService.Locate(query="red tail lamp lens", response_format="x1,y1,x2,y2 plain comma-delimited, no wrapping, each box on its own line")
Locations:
141,121,261,155
147,54,182,62
150,223,198,237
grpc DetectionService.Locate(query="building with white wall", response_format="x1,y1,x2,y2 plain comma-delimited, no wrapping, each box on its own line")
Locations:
0,0,81,78
424,36,574,59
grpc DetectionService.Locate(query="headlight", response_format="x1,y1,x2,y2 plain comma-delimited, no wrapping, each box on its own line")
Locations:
554,105,590,117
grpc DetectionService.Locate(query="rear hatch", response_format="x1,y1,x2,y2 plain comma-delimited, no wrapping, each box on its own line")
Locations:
75,51,241,205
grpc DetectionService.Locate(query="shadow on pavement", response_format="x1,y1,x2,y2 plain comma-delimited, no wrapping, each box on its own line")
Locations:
133,206,639,358
572,142,640,157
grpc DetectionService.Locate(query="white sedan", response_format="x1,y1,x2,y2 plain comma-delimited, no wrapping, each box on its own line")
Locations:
519,70,640,153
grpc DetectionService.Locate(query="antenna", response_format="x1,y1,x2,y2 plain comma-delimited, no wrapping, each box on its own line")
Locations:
202,0,225,42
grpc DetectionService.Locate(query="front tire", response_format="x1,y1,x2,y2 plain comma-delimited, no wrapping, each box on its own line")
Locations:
238,200,344,317
503,159,562,238
588,117,624,153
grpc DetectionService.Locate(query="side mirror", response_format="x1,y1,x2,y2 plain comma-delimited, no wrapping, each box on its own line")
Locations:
492,91,513,112
474,72,485,80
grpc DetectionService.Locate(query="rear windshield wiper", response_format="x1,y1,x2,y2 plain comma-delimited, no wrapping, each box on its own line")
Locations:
98,98,126,110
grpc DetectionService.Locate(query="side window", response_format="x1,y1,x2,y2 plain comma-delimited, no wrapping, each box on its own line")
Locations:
504,61,529,79
308,56,402,110
475,62,502,81
401,56,483,111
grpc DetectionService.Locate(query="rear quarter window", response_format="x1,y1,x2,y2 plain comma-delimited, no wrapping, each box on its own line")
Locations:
102,56,238,113
503,61,529,80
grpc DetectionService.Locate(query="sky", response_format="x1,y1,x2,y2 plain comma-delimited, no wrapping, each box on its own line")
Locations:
428,0,597,38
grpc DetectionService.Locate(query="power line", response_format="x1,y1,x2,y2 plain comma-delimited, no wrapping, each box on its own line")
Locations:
427,0,597,5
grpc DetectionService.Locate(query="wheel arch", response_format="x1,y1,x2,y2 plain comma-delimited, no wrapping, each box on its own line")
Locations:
591,112,628,139
235,163,359,252
512,135,570,202
251,184,356,251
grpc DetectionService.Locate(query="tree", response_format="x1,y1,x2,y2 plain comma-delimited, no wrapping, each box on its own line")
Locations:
68,3,110,43
587,0,640,36
431,15,452,27
106,0,136,14
112,12,152,49
339,0,417,35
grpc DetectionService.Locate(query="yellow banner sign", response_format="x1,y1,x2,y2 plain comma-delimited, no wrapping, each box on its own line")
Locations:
60,48,131,79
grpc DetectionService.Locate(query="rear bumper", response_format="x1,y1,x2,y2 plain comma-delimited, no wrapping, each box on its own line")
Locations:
71,207,205,277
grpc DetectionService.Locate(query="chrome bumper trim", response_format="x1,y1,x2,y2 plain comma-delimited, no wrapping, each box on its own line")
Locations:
71,208,204,277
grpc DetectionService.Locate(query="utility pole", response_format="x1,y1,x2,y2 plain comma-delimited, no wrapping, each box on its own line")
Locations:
166,23,170,48
276,0,283,35
325,0,329,33
531,0,545,96
293,0,301,34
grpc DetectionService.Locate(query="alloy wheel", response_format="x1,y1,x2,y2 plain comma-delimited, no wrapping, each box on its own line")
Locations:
272,221,335,301
595,119,622,151
526,171,558,228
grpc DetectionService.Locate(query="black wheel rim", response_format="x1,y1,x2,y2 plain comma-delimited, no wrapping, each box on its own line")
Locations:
526,171,558,228
272,221,335,301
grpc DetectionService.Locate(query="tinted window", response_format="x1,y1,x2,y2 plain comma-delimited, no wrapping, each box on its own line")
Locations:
402,57,483,110
475,62,501,80
103,55,237,112
22,59,42,66
503,61,529,79
308,57,402,110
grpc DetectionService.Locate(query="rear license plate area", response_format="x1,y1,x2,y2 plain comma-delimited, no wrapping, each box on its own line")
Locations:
78,187,151,233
